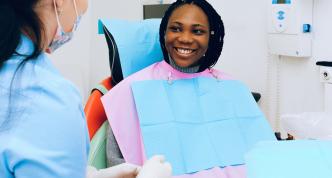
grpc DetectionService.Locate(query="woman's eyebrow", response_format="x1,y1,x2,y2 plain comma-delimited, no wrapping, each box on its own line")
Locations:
192,24,208,28
169,21,208,28
169,21,183,26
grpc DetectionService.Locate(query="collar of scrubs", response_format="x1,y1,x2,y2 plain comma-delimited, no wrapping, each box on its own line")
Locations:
131,77,275,175
0,34,38,79
99,19,163,78
15,35,35,58
0,34,58,89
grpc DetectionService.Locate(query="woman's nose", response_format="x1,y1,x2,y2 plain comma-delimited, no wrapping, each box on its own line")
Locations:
178,31,193,44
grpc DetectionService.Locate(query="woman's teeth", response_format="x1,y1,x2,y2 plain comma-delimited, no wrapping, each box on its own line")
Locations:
176,48,194,54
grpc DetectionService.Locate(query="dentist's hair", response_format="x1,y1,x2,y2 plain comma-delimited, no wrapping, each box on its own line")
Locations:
0,0,44,130
0,0,44,68
159,0,225,72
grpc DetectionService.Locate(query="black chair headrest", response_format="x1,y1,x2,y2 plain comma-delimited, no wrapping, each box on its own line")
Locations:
103,25,124,86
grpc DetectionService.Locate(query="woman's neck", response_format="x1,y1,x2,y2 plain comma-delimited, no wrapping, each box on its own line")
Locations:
168,56,200,74
33,1,58,50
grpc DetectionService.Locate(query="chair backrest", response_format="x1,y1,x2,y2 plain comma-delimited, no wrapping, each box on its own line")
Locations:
99,18,163,79
84,77,112,140
85,77,112,169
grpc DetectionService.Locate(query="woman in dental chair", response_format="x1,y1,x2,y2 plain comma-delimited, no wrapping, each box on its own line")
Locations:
101,0,276,177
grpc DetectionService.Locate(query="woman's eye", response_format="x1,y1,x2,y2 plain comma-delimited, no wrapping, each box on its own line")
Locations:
169,26,181,32
193,29,206,35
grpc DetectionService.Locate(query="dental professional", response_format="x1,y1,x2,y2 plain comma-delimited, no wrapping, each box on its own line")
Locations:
0,0,171,178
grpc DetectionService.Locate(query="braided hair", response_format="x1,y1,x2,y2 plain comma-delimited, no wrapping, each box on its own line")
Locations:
159,0,225,72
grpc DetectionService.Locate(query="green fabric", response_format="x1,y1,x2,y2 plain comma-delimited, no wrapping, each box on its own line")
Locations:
88,121,109,169
93,84,109,95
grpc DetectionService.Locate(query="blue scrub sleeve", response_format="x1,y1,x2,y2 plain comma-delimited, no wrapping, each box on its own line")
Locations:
6,83,89,178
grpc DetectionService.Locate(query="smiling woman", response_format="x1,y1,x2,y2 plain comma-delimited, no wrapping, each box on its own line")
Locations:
159,0,225,73
165,4,210,68
102,0,275,178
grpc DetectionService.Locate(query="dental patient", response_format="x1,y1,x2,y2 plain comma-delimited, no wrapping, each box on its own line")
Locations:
101,0,276,177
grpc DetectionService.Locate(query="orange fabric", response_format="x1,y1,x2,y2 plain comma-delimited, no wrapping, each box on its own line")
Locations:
84,77,113,140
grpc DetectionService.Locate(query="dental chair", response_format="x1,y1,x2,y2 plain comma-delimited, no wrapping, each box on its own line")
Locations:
84,77,111,169
85,19,163,169
85,18,263,169
84,24,124,169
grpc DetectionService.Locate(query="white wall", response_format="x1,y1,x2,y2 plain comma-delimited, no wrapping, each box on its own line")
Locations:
210,0,271,124
200,0,330,131
267,0,332,131
51,0,330,132
50,3,92,102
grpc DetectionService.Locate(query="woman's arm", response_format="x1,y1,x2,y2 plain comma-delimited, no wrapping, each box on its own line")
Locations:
106,125,125,166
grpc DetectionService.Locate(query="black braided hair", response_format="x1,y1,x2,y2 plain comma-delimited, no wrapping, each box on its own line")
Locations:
159,0,225,72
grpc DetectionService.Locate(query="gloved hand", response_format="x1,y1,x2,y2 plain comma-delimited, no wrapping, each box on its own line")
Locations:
136,155,172,178
86,163,140,178
86,155,172,178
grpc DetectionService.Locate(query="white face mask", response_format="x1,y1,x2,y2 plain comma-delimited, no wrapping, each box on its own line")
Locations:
46,0,82,53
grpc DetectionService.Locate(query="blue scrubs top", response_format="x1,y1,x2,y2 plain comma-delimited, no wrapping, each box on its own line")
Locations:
0,35,90,178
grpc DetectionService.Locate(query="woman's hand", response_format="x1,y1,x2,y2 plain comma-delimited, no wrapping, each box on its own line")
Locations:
137,155,172,178
87,163,140,178
87,155,172,178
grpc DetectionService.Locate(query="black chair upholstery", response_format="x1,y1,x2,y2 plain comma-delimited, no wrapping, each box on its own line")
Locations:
252,92,261,102
103,25,124,86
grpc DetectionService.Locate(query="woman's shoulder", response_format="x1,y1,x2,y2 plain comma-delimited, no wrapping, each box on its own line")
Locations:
0,53,88,166
1,52,84,131
31,58,81,106
111,61,161,90
1,35,82,106
209,68,234,80
101,61,162,103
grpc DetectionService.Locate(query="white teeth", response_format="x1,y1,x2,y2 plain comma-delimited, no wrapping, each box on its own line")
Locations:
177,48,193,54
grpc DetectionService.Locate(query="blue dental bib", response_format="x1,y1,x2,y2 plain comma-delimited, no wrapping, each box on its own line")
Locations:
131,77,275,175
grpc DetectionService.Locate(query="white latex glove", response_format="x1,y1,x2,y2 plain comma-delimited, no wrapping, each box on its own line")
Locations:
137,155,172,178
86,163,141,178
